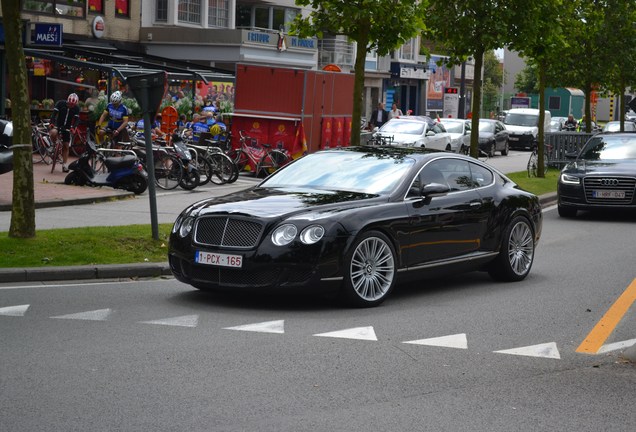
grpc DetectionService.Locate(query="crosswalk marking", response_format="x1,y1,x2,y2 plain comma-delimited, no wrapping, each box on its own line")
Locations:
314,326,378,341
494,342,561,359
50,308,112,321
140,315,199,328
224,320,285,334
403,333,468,349
0,304,30,317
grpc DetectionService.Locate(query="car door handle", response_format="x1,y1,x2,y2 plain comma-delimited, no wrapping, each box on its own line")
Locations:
469,201,482,207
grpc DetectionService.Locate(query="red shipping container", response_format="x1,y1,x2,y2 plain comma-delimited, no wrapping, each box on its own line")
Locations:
332,117,344,147
321,117,333,149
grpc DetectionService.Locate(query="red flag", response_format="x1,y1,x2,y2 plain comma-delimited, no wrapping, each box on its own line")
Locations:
291,122,308,159
436,112,441,122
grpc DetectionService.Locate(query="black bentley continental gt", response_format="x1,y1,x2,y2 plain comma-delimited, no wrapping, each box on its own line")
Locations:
169,146,542,307
558,132,636,217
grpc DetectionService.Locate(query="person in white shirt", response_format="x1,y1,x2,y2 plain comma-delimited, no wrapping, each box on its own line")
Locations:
388,103,403,120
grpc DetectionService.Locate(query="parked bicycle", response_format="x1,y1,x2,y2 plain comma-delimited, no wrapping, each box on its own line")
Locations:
125,135,184,190
31,122,56,165
527,142,552,177
227,130,290,177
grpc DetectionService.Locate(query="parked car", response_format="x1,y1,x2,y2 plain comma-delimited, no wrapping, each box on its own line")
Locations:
478,119,510,156
625,110,636,122
504,108,551,150
439,118,471,153
373,116,452,151
601,120,636,132
550,116,567,132
169,146,543,307
0,119,13,175
557,132,636,217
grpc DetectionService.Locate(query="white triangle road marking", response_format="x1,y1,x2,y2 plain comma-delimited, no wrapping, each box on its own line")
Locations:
597,338,636,354
51,308,112,321
0,304,30,317
494,342,561,359
314,326,378,341
140,314,199,328
224,320,285,334
403,333,468,349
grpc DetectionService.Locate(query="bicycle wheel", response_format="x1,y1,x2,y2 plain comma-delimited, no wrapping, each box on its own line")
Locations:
527,152,538,177
32,130,48,164
257,150,289,177
196,157,213,186
50,141,63,173
208,152,236,185
69,131,86,157
227,149,250,172
154,152,183,190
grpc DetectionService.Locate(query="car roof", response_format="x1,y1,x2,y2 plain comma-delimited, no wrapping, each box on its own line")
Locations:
386,115,436,127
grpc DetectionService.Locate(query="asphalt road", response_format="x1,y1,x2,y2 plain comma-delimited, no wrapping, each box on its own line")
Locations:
1,206,635,431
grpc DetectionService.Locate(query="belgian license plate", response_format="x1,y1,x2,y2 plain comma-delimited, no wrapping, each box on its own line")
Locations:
196,251,243,268
592,190,625,199
509,137,519,141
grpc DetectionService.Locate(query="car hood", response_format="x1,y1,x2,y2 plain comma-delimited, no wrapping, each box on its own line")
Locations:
565,159,636,175
187,186,386,220
505,125,537,135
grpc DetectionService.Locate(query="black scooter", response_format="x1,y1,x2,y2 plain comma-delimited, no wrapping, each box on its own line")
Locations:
64,139,149,195
0,119,13,175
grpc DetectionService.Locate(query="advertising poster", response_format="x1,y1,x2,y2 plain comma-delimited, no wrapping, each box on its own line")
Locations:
197,81,235,104
426,55,452,112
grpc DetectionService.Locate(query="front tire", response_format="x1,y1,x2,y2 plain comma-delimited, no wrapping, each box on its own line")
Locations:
501,140,509,156
342,230,397,307
64,171,86,186
488,216,535,282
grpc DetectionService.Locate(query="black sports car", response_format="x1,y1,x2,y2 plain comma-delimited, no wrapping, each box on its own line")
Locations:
169,146,542,307
558,133,636,217
478,119,510,157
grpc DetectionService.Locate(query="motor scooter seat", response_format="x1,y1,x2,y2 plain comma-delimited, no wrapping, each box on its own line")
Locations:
104,155,138,171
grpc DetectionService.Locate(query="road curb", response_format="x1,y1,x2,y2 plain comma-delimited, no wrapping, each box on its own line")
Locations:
0,262,171,283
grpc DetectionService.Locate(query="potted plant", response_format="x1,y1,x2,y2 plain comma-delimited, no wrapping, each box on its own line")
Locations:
41,98,54,109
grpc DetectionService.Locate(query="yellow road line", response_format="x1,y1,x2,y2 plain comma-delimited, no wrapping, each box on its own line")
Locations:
576,278,636,354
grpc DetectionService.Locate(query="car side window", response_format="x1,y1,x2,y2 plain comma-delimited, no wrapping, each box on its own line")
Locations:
431,123,445,134
469,163,494,187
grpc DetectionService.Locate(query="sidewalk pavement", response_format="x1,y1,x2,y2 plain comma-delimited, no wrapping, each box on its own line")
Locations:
0,158,557,284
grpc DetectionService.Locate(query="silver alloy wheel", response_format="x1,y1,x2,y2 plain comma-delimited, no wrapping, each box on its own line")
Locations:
349,236,395,301
507,221,534,276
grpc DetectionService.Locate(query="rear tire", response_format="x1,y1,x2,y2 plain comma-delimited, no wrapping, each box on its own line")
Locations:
488,216,535,282
121,174,148,195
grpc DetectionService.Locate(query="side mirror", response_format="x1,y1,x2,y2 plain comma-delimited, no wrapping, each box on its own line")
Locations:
426,131,436,137
421,182,450,196
565,151,578,159
373,127,379,133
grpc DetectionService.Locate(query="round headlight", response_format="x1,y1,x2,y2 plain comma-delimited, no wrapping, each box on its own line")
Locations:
271,224,298,246
300,225,325,245
179,217,194,238
172,215,183,234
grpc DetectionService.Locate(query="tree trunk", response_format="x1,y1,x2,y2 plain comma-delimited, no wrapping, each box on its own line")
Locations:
350,21,370,147
1,0,36,238
538,60,546,178
469,48,484,158
583,81,592,133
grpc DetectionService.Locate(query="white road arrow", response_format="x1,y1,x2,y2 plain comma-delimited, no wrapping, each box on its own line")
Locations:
224,320,285,334
140,315,199,328
314,326,378,341
598,338,636,354
0,304,30,317
494,342,561,359
51,308,112,321
403,333,468,349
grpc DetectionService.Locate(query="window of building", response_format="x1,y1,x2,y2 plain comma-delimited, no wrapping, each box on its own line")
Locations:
398,37,417,62
236,4,251,27
115,0,129,17
88,0,103,14
549,96,561,110
23,0,86,18
254,6,269,29
156,0,168,22
178,0,201,24
236,5,300,31
208,0,229,28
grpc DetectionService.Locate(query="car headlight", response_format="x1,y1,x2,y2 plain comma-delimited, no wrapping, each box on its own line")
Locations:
172,215,183,234
560,173,581,185
179,217,194,238
271,224,298,246
300,225,325,245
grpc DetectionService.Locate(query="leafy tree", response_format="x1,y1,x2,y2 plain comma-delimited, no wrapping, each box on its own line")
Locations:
2,0,35,237
422,1,515,158
482,50,503,116
292,0,427,146
514,63,539,94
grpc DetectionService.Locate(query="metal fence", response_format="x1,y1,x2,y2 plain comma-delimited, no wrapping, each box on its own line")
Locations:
545,132,595,168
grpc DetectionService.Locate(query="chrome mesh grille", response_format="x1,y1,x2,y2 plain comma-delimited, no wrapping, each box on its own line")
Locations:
583,177,636,204
194,217,264,249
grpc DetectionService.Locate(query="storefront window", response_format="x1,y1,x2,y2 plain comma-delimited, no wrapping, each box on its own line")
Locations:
178,0,201,24
88,0,103,14
23,0,86,18
115,0,129,17
208,0,229,28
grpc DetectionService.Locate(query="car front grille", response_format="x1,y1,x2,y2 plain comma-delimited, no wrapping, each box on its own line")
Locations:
583,177,636,204
194,216,264,249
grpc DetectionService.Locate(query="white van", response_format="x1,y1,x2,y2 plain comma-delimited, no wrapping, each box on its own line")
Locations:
503,108,551,150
